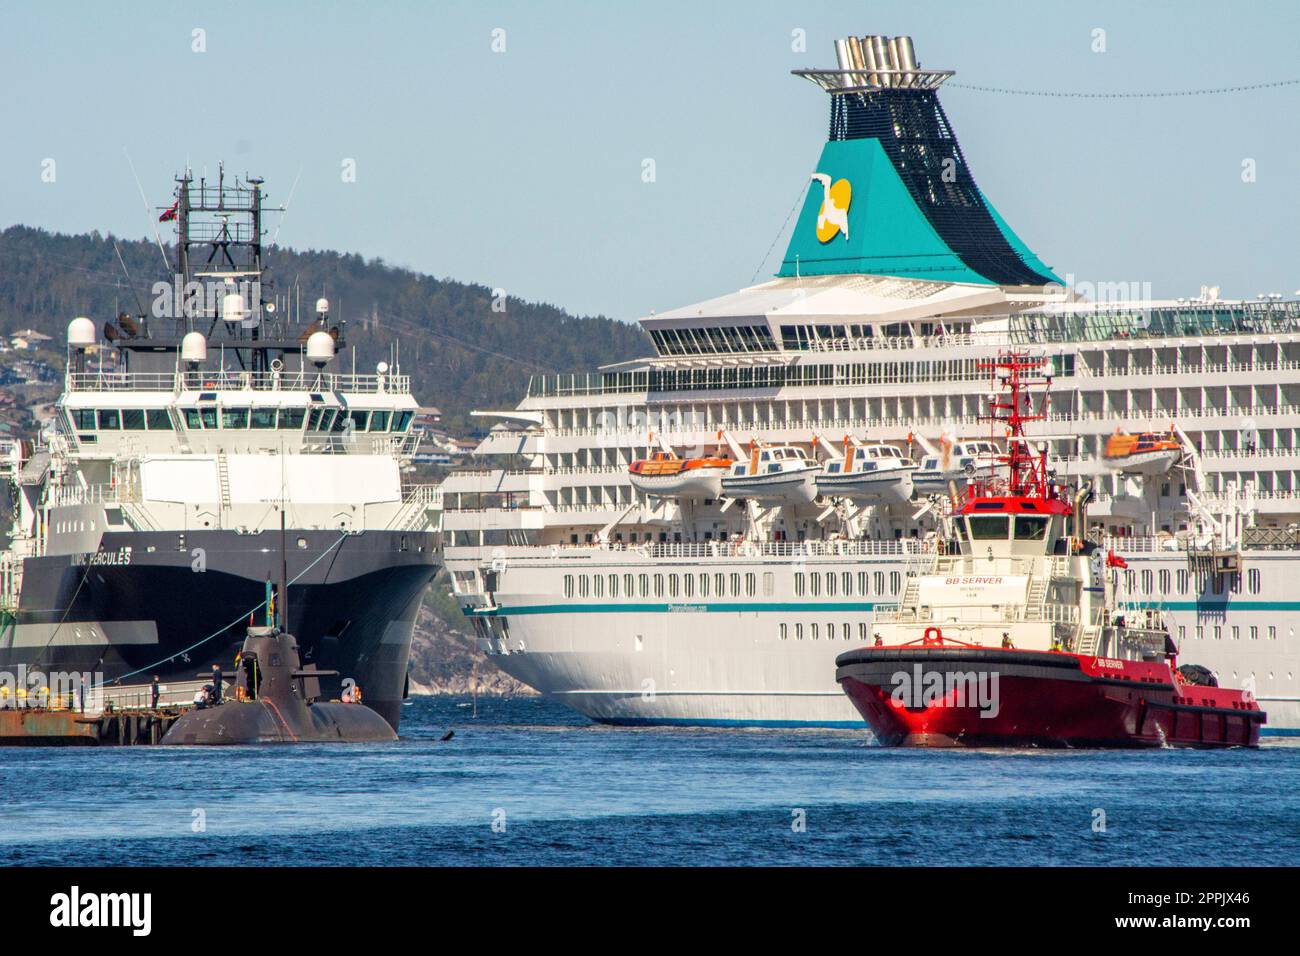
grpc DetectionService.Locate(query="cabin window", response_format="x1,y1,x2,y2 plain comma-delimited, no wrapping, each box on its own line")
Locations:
811,623,819,641
199,407,218,429
391,410,414,432
730,573,740,596
858,572,868,595
278,408,306,429
96,409,120,430
890,572,901,594
221,408,249,429
146,409,172,430
318,410,338,432
683,574,693,598
182,409,202,429
858,622,867,642
609,574,619,598
699,573,710,597
842,572,852,595
578,576,589,598
810,574,821,597
842,623,851,641
593,575,604,598
624,573,634,596
1013,516,1049,541
248,408,277,429
330,411,349,433
370,410,390,431
746,573,756,597
639,574,649,598
780,623,788,641
874,571,885,593
968,516,1009,540
563,575,574,598
70,409,96,430
714,573,725,597
654,574,664,598
825,572,836,597
794,573,805,596
667,575,678,598
121,409,147,430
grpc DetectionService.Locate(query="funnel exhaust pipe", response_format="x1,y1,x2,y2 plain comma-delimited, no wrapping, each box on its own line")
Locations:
869,35,892,88
895,35,918,88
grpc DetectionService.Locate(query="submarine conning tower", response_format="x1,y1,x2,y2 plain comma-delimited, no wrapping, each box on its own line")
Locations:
783,35,1059,287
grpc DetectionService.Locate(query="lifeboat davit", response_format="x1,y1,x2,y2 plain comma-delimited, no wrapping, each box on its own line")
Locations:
720,444,821,504
911,439,1000,495
816,441,916,503
628,452,732,498
1102,429,1181,475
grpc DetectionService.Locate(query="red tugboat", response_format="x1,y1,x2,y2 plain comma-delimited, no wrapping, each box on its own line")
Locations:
836,352,1265,748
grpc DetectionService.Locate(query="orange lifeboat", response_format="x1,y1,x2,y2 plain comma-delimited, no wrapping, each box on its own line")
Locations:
1102,429,1181,475
628,452,733,498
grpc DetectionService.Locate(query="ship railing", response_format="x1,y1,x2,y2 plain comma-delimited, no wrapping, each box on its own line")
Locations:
388,484,444,531
301,434,422,456
50,483,126,507
881,602,1080,626
1200,447,1300,459
473,538,927,561
66,370,413,395
1068,404,1300,423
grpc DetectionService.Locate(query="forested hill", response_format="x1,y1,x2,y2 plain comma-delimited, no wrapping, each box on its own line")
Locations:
0,225,650,432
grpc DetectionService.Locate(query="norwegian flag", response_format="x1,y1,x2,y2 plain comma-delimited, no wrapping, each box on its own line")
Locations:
158,201,179,222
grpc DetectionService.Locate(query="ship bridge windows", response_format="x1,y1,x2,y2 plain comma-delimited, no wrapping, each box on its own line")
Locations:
96,409,121,430
968,516,1009,540
250,408,279,429
221,408,250,429
1013,516,1049,541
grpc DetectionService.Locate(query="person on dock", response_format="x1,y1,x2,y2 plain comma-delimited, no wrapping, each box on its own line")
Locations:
151,676,161,710
211,664,223,705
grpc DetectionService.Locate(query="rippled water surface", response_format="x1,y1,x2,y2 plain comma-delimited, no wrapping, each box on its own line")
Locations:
2,696,1295,866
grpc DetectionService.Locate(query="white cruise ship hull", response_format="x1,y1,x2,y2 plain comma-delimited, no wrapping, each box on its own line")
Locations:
453,544,1300,734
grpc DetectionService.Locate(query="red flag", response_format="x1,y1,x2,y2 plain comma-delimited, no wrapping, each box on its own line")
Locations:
1106,549,1128,569
159,201,179,222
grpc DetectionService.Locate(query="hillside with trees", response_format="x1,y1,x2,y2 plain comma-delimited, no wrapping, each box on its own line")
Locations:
0,225,650,433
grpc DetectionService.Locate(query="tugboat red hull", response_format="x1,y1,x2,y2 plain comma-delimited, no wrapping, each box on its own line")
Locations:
835,647,1264,748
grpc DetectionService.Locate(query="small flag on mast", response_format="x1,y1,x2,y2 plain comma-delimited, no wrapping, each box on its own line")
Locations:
159,200,179,222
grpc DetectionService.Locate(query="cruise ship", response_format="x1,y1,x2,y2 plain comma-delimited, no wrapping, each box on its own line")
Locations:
0,168,441,728
442,35,1300,734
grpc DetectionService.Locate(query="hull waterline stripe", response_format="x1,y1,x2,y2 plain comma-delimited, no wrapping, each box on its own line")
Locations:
470,601,877,616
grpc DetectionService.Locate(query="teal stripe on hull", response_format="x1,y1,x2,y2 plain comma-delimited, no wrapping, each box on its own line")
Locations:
469,601,877,617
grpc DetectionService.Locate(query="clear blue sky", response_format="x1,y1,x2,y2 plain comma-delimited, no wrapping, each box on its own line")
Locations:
2,0,1297,320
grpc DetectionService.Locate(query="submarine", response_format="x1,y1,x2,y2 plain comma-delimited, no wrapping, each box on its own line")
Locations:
160,625,397,745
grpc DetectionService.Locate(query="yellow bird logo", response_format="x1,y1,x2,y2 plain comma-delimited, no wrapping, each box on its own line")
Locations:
811,173,851,243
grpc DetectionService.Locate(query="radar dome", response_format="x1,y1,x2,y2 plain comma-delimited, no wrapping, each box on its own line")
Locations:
67,317,96,348
222,293,248,325
181,332,208,364
315,297,330,316
306,330,335,366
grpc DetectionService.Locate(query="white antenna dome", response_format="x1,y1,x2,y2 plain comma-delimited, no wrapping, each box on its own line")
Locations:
222,293,248,325
306,330,335,366
67,317,96,348
376,361,389,374
315,297,330,316
181,331,208,364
